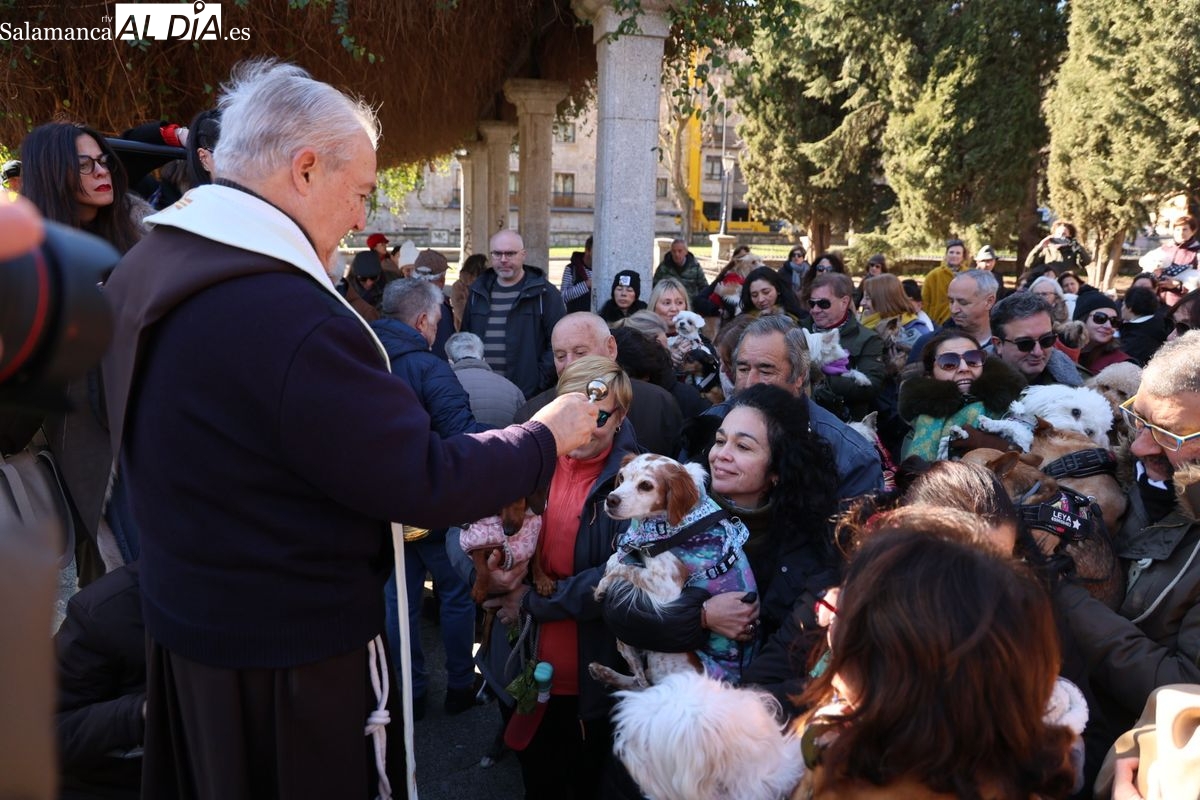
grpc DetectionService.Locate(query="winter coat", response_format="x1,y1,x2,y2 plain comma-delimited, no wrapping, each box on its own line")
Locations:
55,564,145,800
653,250,708,299
461,424,637,722
450,357,526,428
370,317,486,438
1058,464,1200,737
598,298,648,324
898,357,1027,461
921,264,957,327
1025,237,1092,273
463,266,565,399
560,252,593,313
806,314,887,421
342,277,382,322
1078,342,1132,376
1120,314,1169,366
1032,348,1086,387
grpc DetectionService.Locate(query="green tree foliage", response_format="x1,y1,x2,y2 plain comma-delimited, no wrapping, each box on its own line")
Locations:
734,0,1062,254
1047,0,1200,287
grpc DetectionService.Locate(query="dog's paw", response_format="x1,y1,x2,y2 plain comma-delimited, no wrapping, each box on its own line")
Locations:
845,369,872,386
534,575,557,597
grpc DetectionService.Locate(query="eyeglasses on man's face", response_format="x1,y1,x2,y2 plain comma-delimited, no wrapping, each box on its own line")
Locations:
490,250,520,260
808,298,833,310
1120,395,1200,452
78,154,111,175
998,332,1056,353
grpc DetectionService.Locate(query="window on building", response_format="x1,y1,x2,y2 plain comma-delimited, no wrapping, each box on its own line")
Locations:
553,173,576,207
704,155,723,181
554,122,577,143
656,177,669,198
508,171,519,193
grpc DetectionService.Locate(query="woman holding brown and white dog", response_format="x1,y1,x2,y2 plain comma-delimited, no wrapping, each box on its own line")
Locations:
483,355,640,800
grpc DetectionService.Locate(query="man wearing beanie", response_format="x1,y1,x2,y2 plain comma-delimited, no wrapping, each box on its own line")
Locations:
341,249,385,322
413,248,455,358
1073,290,1132,375
599,269,647,323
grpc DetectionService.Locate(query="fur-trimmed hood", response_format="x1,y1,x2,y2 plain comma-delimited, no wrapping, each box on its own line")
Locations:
1176,462,1200,521
898,357,1026,421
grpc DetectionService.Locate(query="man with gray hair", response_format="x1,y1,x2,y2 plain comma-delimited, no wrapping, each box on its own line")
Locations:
1057,331,1200,750
907,269,999,365
101,60,596,798
446,332,526,428
653,237,707,299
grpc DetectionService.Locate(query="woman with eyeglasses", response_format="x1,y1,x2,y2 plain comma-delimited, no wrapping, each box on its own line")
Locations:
1167,288,1200,342
898,328,1026,461
1073,292,1132,375
20,122,145,254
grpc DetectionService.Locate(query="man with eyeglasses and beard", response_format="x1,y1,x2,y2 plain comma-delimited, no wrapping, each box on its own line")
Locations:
1056,331,1200,766
989,291,1084,387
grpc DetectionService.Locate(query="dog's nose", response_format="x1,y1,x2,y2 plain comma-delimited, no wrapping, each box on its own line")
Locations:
605,495,620,509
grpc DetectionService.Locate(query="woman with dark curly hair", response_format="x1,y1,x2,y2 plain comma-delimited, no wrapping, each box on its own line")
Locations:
738,265,808,325
795,528,1080,799
799,251,847,303
708,384,841,637
20,122,144,254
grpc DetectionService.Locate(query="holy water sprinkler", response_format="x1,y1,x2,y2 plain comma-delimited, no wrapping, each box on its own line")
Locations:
586,379,609,403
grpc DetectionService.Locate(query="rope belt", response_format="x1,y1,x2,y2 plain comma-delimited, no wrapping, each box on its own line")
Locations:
365,635,393,800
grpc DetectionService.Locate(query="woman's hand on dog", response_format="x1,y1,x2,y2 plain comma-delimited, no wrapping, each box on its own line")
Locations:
704,591,760,641
484,552,530,595
483,586,528,627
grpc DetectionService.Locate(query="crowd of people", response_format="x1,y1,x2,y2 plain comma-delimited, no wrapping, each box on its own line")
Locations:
5,56,1200,800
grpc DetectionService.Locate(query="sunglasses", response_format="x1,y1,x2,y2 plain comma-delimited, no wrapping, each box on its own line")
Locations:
1159,284,1186,296
1089,312,1118,326
934,349,985,371
595,408,615,429
808,298,833,310
1120,395,1200,452
998,332,1057,353
814,263,834,272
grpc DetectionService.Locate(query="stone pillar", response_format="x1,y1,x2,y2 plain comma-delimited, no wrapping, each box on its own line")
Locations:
458,143,490,260
710,233,736,263
505,79,569,271
478,121,517,239
574,0,672,307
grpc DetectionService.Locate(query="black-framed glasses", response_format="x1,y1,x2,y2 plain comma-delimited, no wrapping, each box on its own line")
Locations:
1174,320,1198,337
934,349,985,371
595,408,615,429
1090,312,1118,326
1120,395,1200,452
998,332,1056,353
77,154,111,175
808,298,833,310
489,250,520,260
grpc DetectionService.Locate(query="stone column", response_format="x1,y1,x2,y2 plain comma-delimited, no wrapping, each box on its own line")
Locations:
504,79,569,272
478,120,517,239
458,143,490,260
574,0,672,308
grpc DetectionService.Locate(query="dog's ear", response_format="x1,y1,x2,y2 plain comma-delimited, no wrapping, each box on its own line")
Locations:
988,451,1023,477
1033,416,1054,435
664,465,701,526
1017,452,1045,468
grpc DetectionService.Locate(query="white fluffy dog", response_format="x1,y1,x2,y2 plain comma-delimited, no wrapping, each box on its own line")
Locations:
977,384,1113,451
612,671,804,800
668,310,708,352
803,329,872,386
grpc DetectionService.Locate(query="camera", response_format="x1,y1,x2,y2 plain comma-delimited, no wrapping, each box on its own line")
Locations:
0,221,117,421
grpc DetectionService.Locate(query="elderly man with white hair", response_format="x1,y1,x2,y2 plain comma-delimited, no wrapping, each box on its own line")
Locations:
1058,332,1200,773
101,60,596,799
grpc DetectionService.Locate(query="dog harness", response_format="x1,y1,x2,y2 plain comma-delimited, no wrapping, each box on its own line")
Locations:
1039,447,1118,481
1018,484,1102,544
623,505,747,584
